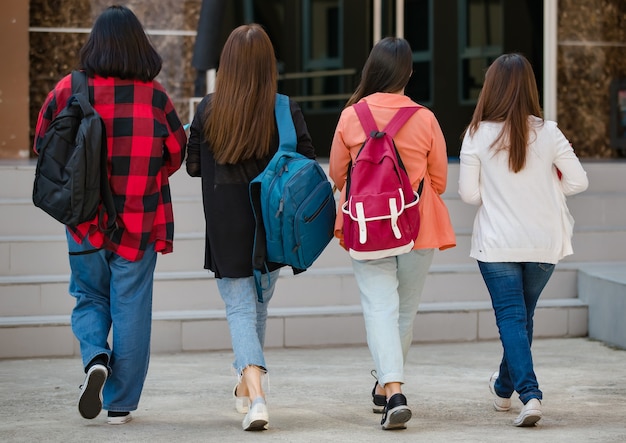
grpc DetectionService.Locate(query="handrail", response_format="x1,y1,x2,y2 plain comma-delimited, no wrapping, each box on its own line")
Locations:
278,68,357,80
188,69,357,121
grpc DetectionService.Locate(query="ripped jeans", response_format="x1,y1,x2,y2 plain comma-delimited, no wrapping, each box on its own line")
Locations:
217,270,280,374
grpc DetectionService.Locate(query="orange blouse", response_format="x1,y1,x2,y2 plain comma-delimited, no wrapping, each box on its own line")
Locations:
329,92,456,251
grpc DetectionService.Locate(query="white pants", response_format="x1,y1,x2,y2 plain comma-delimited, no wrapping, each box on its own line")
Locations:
352,249,434,387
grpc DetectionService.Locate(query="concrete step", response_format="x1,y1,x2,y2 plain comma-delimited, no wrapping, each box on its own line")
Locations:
0,160,202,200
0,197,207,237
4,159,625,198
2,227,625,277
0,262,582,318
0,160,621,358
0,297,588,358
2,160,625,276
2,188,624,237
3,160,626,234
579,263,626,350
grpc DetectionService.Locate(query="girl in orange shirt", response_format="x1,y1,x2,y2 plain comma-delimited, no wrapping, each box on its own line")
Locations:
329,37,455,430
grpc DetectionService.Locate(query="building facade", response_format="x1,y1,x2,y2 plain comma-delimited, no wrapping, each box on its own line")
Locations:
1,0,625,159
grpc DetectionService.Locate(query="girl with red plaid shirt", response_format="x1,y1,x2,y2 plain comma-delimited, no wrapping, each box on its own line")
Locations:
33,5,186,424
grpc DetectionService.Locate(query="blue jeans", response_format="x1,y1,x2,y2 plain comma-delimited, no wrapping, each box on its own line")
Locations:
216,270,280,374
66,230,157,412
352,249,434,387
478,261,555,404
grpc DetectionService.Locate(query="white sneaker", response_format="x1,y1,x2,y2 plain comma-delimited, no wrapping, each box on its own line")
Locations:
233,384,250,414
513,398,542,427
242,398,268,431
107,412,133,425
489,372,511,412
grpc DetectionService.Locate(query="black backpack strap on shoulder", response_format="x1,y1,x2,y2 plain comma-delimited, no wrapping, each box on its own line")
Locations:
71,70,87,96
72,70,118,235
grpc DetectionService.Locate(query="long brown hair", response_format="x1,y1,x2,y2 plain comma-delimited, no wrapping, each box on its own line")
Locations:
345,37,413,107
204,24,277,164
465,53,543,173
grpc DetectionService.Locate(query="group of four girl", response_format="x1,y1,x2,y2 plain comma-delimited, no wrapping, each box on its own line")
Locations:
34,5,587,432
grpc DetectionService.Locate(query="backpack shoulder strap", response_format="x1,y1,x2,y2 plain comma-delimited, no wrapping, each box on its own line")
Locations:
382,106,420,138
353,101,420,138
71,70,118,234
353,101,379,136
274,93,297,152
71,70,93,102
386,106,425,195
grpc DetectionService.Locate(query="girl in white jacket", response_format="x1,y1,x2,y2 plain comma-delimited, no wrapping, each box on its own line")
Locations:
459,53,588,427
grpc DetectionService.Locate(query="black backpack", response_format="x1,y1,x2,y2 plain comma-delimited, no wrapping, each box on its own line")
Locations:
33,71,117,233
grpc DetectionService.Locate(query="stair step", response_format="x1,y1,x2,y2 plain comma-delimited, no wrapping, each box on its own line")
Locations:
3,228,626,277
0,160,623,357
0,298,587,327
0,298,588,358
0,263,583,318
3,191,624,238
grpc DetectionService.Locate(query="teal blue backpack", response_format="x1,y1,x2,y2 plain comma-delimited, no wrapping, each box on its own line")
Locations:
249,94,336,300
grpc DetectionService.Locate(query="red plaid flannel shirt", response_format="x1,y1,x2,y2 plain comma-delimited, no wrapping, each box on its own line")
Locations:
33,74,187,261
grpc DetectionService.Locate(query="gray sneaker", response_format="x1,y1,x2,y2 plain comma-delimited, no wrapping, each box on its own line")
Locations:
489,371,512,412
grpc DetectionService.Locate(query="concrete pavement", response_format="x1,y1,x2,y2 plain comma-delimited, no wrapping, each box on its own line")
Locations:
1,338,625,442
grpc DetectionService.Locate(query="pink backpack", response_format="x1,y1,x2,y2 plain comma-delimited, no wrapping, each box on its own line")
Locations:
342,102,423,260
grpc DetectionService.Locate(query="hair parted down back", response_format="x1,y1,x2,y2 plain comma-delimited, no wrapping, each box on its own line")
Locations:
205,24,278,164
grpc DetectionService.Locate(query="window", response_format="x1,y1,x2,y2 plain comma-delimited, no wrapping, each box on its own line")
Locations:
299,0,346,110
459,0,503,102
404,0,432,104
382,0,433,105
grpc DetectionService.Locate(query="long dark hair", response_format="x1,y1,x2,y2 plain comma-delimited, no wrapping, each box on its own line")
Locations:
465,53,543,173
345,37,413,107
78,5,162,82
205,24,277,164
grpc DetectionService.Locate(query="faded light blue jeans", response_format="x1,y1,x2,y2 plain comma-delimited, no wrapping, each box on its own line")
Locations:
351,249,435,387
217,270,280,375
66,230,157,413
477,261,555,404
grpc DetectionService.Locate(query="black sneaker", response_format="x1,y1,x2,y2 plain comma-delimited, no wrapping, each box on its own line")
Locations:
107,411,133,425
380,393,412,430
370,370,386,413
78,364,107,419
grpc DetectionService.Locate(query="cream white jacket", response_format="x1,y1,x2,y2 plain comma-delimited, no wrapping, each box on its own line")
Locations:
459,117,588,264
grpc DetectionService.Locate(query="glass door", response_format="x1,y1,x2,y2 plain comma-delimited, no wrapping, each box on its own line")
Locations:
279,0,369,156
